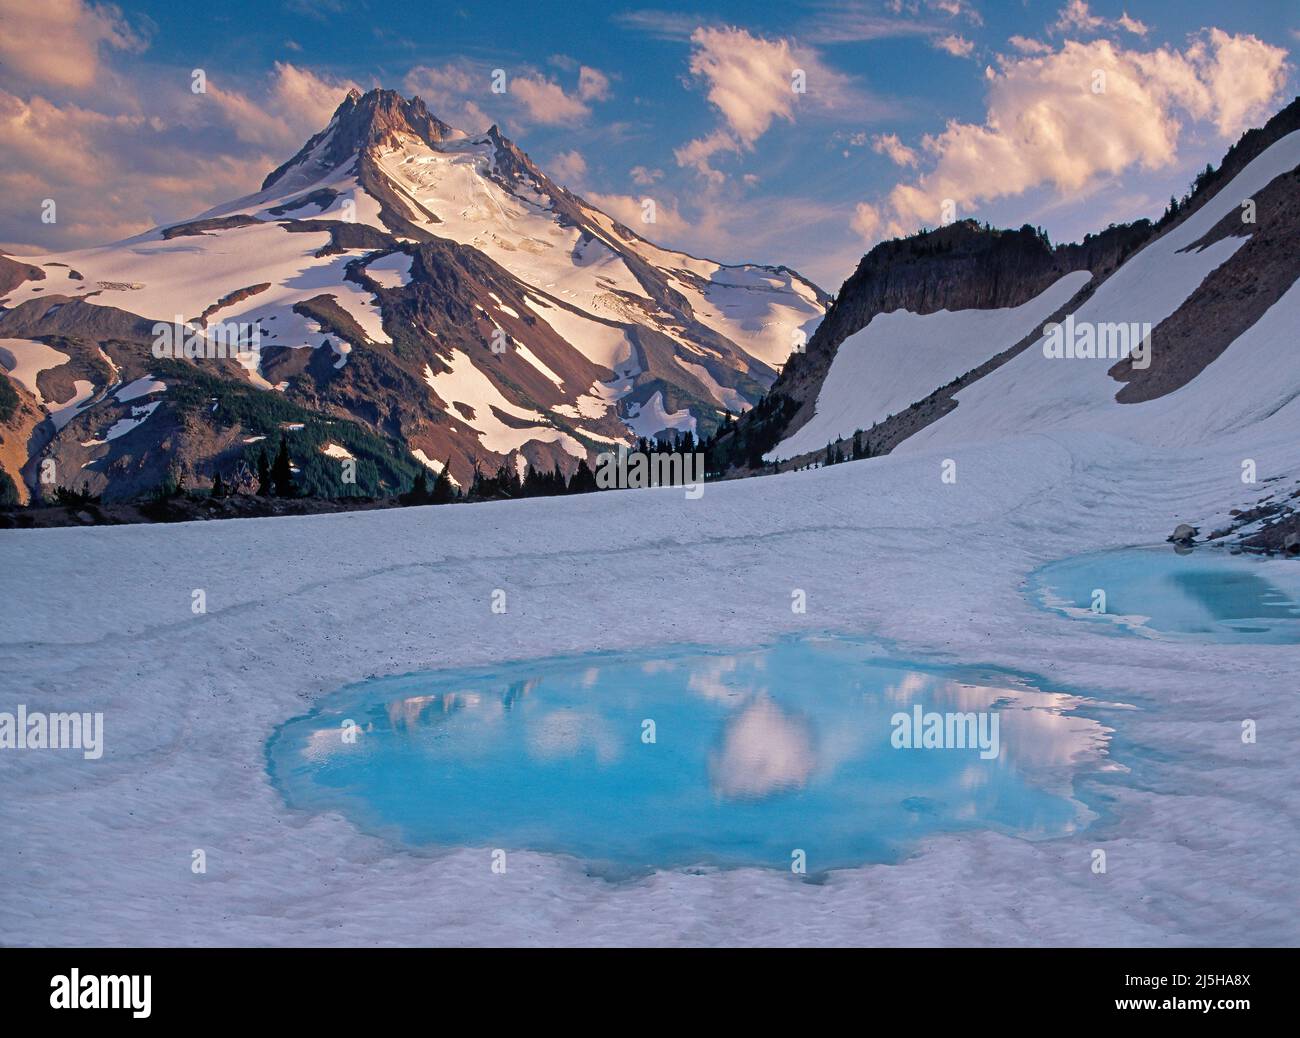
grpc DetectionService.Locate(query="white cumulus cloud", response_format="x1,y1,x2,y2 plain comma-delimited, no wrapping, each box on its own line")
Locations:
869,31,1289,239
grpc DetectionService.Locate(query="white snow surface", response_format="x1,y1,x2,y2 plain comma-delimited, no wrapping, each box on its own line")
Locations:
47,380,96,432
625,390,696,437
363,252,414,289
0,338,98,429
0,337,70,404
115,376,167,403
410,448,460,487
371,131,822,380
103,401,160,441
2,404,1297,946
771,270,1091,460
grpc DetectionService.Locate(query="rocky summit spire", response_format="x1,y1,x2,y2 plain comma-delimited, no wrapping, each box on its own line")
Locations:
262,88,455,192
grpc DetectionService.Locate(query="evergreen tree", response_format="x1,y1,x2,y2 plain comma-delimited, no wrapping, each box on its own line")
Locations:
493,463,521,498
431,460,455,504
211,472,226,499
852,430,864,461
257,448,272,496
0,468,19,507
568,457,597,494
271,436,296,497
402,469,429,505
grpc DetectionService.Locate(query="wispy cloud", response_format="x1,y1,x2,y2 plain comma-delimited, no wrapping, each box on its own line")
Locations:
872,132,919,167
630,165,664,186
403,59,613,131
403,61,493,131
674,25,874,181
610,9,712,42
803,2,945,44
282,0,347,22
0,60,360,248
1052,1,1148,38
578,66,612,101
0,0,365,250
933,33,975,58
510,74,592,125
1008,35,1053,55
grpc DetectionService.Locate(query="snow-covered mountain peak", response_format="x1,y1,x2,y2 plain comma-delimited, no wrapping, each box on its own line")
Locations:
263,88,457,193
0,87,826,502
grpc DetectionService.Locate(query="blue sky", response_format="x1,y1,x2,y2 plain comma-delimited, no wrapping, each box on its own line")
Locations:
1,0,1297,289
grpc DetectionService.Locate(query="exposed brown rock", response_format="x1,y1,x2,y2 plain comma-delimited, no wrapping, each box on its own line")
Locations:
1111,166,1300,402
161,214,263,239
0,254,45,297
196,283,272,326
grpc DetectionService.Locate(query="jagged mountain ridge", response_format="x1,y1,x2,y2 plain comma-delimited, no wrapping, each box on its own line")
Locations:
0,88,826,503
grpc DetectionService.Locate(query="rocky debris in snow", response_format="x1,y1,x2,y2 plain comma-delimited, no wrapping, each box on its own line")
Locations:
267,188,340,217
196,283,272,326
161,214,262,239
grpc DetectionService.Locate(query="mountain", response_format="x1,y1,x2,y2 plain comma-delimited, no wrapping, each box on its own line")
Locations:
718,97,1300,479
0,88,826,503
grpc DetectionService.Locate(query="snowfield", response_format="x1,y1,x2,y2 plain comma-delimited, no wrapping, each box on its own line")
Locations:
2,408,1297,945
2,121,1297,949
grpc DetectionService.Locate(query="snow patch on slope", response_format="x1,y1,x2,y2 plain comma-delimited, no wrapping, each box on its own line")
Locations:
626,391,695,437
49,380,96,431
116,376,167,403
423,355,584,458
0,338,69,404
771,270,1091,460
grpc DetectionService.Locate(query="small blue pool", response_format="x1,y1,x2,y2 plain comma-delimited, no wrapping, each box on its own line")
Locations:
1031,546,1300,643
267,637,1116,873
